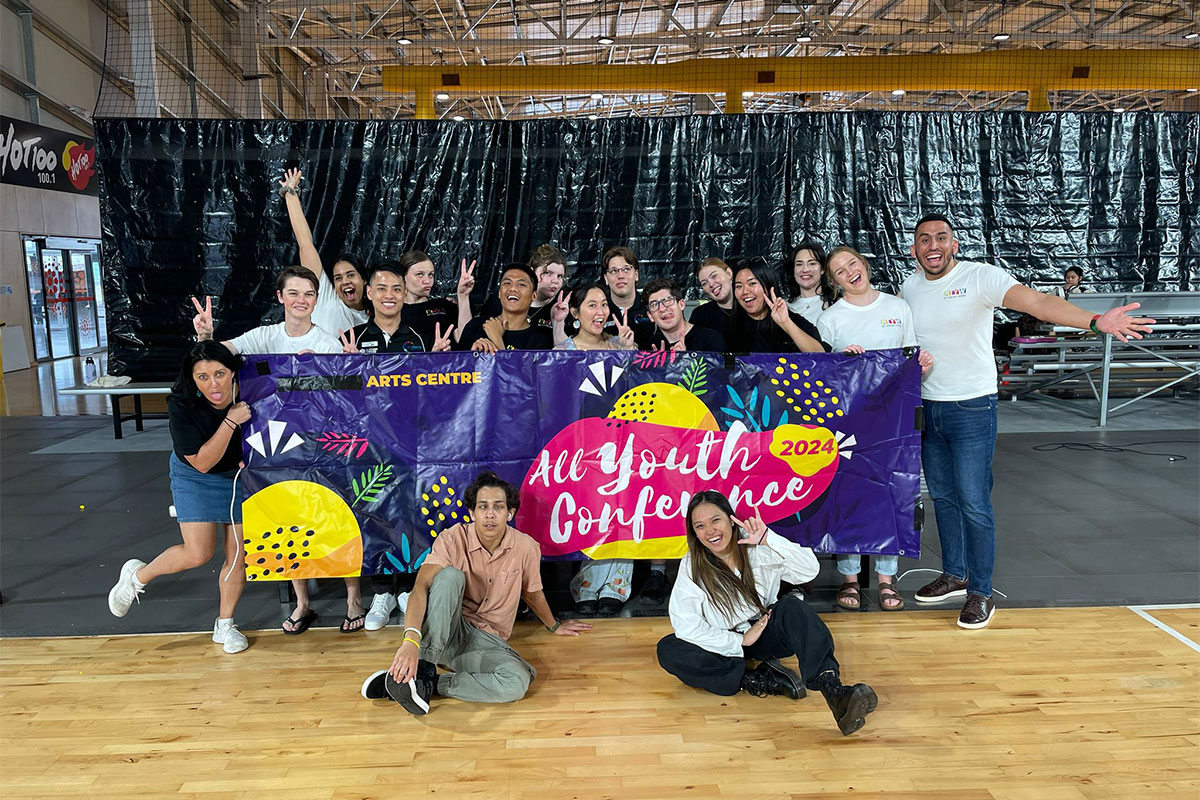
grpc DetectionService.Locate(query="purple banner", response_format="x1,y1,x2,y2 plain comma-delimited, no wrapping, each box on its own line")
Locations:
236,350,922,582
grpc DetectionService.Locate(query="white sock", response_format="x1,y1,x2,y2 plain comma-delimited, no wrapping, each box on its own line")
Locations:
216,617,233,627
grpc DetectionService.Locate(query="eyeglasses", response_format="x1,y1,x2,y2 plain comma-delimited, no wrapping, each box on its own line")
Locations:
647,297,677,311
606,265,635,277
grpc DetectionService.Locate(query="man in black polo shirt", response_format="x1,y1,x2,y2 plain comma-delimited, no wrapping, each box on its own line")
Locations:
600,246,655,349
344,262,454,355
644,278,727,352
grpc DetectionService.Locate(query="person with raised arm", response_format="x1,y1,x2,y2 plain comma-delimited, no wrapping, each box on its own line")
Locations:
359,472,592,714
657,491,878,736
479,244,568,335
901,213,1153,629
552,283,636,352
277,168,368,337
725,261,829,354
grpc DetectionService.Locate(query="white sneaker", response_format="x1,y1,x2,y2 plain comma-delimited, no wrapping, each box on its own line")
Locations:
365,593,398,631
108,558,147,617
212,619,249,654
397,591,409,613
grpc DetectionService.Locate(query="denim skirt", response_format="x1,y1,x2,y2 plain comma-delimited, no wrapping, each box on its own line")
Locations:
168,452,245,524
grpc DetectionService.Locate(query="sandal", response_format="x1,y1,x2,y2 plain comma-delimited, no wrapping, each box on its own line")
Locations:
877,582,905,612
282,609,317,635
340,613,366,633
836,581,861,610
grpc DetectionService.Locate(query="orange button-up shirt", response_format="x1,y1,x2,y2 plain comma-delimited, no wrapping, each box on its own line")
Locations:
423,522,543,641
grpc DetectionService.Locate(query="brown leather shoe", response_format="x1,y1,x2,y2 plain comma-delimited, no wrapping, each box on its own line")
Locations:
957,594,997,629
914,573,968,604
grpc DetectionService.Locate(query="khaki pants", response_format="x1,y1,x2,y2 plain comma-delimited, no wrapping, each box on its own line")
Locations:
421,567,535,703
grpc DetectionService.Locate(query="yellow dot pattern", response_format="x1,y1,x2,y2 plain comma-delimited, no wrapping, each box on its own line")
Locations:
606,388,659,429
421,475,463,536
773,357,845,424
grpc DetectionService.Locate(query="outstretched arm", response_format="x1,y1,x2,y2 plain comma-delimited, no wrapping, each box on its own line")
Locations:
1002,285,1155,343
279,169,324,280
522,589,592,636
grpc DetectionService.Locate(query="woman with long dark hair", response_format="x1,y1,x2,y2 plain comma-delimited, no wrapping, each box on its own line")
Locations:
656,491,878,735
726,261,829,354
783,241,836,326
107,341,251,653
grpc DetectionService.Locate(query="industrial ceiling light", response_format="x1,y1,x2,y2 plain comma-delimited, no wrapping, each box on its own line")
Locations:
591,92,604,100
1113,107,1126,113
1188,88,1199,92
396,35,413,45
436,92,450,101
1185,32,1199,39
452,115,465,121
597,35,615,44
892,89,905,97
742,90,754,97
992,33,1011,41
588,114,600,120
794,34,812,43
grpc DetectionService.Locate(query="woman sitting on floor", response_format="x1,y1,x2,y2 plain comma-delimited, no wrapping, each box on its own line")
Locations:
656,491,878,735
106,341,251,654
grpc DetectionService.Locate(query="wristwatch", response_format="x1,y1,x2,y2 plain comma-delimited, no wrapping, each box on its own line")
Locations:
545,620,561,633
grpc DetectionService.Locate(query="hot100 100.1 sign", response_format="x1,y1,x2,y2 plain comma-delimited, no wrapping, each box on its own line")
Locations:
233,350,923,581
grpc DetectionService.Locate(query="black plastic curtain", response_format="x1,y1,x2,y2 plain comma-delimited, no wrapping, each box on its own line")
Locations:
96,112,1198,379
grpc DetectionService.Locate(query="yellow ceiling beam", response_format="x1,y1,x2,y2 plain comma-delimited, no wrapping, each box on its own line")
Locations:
383,50,1199,117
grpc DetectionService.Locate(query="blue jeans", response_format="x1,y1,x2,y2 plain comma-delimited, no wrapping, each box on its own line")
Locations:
921,394,998,598
836,554,898,578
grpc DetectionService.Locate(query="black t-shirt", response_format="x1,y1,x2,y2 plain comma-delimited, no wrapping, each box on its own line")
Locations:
401,298,458,348
726,310,830,354
350,320,428,353
168,395,242,474
458,317,554,350
689,300,733,336
480,296,556,333
603,298,656,349
650,324,728,352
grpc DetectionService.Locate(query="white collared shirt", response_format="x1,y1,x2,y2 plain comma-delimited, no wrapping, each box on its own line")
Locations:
668,529,820,657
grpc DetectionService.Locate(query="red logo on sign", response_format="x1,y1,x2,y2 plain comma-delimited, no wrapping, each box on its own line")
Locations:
62,141,96,190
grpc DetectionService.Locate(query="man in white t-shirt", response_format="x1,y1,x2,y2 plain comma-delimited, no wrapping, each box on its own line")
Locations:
901,214,1153,630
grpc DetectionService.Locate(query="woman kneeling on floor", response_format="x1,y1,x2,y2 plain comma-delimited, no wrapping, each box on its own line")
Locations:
106,341,251,654
656,491,877,736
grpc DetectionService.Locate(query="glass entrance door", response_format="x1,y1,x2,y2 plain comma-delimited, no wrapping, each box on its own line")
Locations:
23,236,105,361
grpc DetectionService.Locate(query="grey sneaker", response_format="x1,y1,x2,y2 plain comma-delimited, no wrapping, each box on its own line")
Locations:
212,619,249,654
108,558,147,617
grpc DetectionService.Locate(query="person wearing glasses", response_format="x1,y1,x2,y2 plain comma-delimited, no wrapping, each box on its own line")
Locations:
644,279,727,352
600,246,655,348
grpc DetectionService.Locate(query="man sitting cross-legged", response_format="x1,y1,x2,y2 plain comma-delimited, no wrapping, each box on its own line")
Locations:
360,471,591,713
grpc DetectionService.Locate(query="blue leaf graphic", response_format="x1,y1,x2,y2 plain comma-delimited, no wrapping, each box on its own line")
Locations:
385,551,405,571
719,406,744,420
725,385,745,409
761,395,771,428
749,386,759,413
400,534,411,563
413,547,432,569
779,410,789,426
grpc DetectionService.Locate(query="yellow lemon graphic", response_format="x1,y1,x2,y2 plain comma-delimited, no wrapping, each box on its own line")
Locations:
607,382,718,430
243,480,363,580
769,424,839,477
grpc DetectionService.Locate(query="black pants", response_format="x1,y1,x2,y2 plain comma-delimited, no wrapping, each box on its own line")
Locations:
656,594,839,696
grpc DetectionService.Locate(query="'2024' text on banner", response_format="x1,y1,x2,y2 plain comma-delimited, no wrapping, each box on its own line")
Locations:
235,350,922,581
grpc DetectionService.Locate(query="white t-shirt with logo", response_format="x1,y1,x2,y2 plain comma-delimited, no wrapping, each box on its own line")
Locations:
787,295,825,327
900,259,1019,401
312,268,369,336
228,322,342,355
817,292,916,353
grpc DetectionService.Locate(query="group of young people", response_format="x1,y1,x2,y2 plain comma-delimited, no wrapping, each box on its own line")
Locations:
104,168,1154,731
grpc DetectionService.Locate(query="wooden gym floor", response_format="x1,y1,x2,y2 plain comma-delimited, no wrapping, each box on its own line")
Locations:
2,606,1197,799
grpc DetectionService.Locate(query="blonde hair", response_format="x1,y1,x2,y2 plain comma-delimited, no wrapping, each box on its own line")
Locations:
825,246,872,295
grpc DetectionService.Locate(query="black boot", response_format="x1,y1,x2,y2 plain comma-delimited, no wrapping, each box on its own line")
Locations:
740,661,803,700
814,670,877,736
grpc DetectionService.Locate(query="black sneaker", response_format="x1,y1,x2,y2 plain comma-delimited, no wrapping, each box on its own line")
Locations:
957,594,997,629
821,682,879,736
360,669,391,700
575,599,598,615
740,662,802,699
385,660,437,715
640,571,670,604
